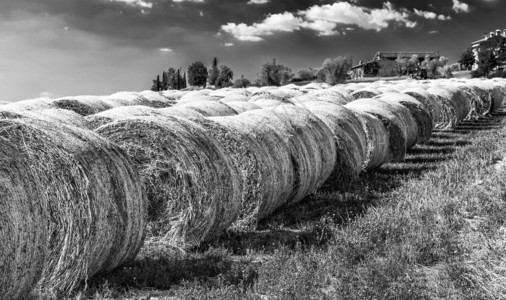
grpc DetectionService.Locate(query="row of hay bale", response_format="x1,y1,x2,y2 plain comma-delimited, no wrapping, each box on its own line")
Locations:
1,78,506,299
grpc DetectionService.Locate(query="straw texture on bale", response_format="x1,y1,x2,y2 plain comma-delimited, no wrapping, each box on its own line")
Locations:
189,117,268,226
221,101,261,114
52,96,113,116
16,109,90,129
402,87,443,122
177,95,220,105
85,106,163,130
209,115,294,221
251,98,294,108
219,94,250,103
346,99,408,161
375,93,433,145
175,101,238,117
157,107,205,119
0,118,146,297
96,116,241,246
295,101,367,187
426,86,465,129
351,88,381,100
138,91,177,108
268,106,337,203
99,92,150,108
466,84,492,115
2,98,55,112
0,127,48,299
305,89,354,105
352,111,390,169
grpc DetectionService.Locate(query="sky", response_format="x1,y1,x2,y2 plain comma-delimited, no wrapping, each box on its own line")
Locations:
1,0,505,101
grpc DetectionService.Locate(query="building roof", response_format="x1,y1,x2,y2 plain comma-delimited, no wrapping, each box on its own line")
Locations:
372,51,440,61
351,51,440,70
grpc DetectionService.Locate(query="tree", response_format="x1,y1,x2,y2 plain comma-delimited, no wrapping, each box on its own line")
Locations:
295,67,318,82
406,54,419,75
151,75,161,91
233,75,251,88
208,57,219,86
458,48,475,71
473,49,498,77
162,70,169,90
187,61,208,87
258,59,293,86
167,67,178,89
320,56,352,85
216,65,234,88
395,57,408,76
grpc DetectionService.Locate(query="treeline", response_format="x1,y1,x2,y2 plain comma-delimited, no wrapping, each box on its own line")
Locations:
150,56,353,90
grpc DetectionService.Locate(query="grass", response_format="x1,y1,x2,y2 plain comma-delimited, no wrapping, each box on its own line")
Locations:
72,111,506,300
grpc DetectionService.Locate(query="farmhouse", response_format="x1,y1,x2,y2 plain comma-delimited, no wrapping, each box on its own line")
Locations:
470,28,506,70
351,51,440,79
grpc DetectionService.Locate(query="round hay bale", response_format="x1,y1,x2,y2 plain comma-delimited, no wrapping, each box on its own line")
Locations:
157,107,205,119
402,87,443,123
209,88,249,98
427,84,471,123
346,99,408,161
177,95,220,105
99,92,150,108
352,111,390,169
161,90,187,100
221,101,261,114
351,87,382,100
269,106,337,202
138,91,177,108
251,98,294,108
21,108,90,129
479,82,506,112
95,116,241,246
375,93,433,145
2,97,55,112
0,118,146,297
305,89,354,105
0,134,48,299
85,106,163,130
294,101,367,186
466,83,493,115
51,96,113,116
208,115,294,222
427,86,463,130
219,94,250,103
175,101,238,117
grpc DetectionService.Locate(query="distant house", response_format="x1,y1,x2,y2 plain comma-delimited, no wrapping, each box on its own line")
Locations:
470,29,506,70
351,51,440,79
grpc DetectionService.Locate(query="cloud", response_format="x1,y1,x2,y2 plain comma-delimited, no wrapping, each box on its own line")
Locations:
39,91,57,98
301,19,339,36
222,42,234,47
247,0,269,4
300,2,417,33
172,0,204,2
221,1,418,41
109,0,153,8
221,12,303,41
414,9,451,21
452,0,470,13
428,30,438,34
159,47,173,52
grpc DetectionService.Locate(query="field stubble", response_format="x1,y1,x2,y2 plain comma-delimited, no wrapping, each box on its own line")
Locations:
78,110,506,300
